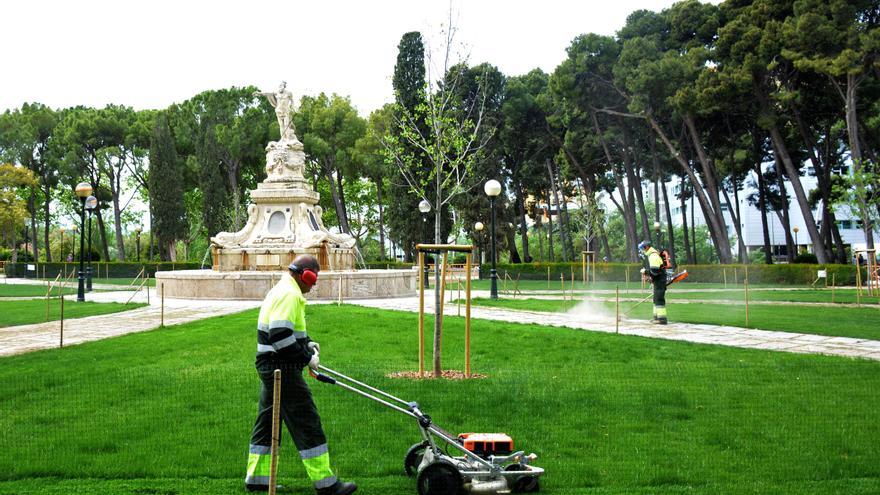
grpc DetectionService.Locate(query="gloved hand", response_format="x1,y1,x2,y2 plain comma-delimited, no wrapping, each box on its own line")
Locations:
308,341,320,354
640,268,646,275
308,348,320,372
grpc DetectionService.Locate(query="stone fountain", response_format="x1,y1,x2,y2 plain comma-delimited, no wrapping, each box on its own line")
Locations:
156,82,417,300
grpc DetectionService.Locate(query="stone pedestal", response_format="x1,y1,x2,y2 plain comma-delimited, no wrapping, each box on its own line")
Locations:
156,269,418,301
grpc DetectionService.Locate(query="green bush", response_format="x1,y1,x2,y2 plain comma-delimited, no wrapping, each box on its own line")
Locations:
361,261,415,270
793,253,819,264
486,261,859,285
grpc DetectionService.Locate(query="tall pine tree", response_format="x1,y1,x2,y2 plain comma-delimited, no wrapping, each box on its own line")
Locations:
149,113,187,261
386,31,431,261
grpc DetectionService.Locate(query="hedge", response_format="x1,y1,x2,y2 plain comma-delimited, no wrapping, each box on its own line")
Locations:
362,261,416,270
483,262,862,286
4,262,203,279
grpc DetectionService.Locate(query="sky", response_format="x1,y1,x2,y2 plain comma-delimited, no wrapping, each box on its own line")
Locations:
3,0,708,116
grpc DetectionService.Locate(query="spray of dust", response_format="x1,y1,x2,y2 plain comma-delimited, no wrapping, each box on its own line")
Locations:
564,296,616,324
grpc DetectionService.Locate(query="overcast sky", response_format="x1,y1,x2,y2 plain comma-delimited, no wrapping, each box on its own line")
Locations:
4,0,710,116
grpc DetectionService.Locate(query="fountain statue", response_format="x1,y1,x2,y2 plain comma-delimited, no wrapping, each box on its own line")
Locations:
210,82,356,271
155,82,417,300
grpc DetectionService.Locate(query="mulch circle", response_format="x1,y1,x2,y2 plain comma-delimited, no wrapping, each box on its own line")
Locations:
386,370,487,380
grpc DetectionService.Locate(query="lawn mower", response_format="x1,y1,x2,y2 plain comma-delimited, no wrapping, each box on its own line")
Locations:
311,365,544,495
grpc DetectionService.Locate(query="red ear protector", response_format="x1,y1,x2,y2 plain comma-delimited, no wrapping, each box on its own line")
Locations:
290,264,318,286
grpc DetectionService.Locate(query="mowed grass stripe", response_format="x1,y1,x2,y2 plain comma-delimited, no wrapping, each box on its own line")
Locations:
0,305,878,494
0,299,147,328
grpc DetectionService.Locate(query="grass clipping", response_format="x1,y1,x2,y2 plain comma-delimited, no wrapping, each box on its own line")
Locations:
387,370,487,380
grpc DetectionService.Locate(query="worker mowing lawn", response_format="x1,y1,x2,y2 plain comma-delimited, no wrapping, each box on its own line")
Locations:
244,255,357,495
639,240,669,325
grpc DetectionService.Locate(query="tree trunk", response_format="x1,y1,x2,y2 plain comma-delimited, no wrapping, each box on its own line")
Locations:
545,190,555,262
95,208,110,261
679,177,694,264
621,124,651,243
652,142,662,246
506,226,521,264
515,179,530,262
112,184,126,261
771,160,796,259
226,162,242,231
755,164,773,264
375,177,386,260
731,180,748,263
43,182,52,262
767,125,828,263
535,215,544,262
28,189,39,262
334,169,351,234
326,168,350,234
661,179,676,266
647,115,733,263
721,185,748,263
590,110,638,261
690,189,697,264
683,113,733,261
844,73,874,249
547,160,569,262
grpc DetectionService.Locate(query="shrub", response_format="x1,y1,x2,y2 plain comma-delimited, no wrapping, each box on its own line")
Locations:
793,253,819,264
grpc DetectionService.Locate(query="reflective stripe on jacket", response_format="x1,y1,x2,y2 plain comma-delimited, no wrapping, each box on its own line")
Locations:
256,273,312,366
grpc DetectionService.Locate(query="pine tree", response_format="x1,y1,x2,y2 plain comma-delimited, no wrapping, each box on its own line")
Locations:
149,113,187,261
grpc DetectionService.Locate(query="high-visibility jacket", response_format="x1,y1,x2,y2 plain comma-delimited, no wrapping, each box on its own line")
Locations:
255,273,313,369
643,247,663,278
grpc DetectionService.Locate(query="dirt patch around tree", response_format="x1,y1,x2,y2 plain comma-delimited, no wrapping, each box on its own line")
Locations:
387,370,488,380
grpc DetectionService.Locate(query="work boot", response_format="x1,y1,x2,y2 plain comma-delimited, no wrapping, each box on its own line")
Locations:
317,480,357,495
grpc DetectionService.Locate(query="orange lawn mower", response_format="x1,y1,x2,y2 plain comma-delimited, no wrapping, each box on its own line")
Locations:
310,365,544,495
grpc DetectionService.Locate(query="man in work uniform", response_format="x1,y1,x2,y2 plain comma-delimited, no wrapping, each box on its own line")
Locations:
245,255,357,495
639,240,667,325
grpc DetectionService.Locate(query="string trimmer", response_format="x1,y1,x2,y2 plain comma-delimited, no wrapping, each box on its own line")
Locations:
622,270,688,316
310,365,544,494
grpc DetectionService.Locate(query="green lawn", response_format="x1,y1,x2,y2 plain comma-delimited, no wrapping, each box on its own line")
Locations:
34,276,157,287
468,297,880,340
0,284,76,298
0,299,147,327
0,305,878,494
514,287,880,305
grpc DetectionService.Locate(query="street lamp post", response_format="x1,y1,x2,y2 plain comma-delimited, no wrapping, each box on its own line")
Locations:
418,199,431,288
135,226,143,262
74,182,93,302
654,221,662,247
474,222,484,279
484,179,502,299
85,196,97,291
793,226,800,255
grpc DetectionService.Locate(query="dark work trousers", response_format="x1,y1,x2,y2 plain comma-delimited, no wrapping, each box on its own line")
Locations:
251,366,327,455
652,276,666,306
652,274,667,320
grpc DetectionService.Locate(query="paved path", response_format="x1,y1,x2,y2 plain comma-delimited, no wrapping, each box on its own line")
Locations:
347,295,880,362
0,289,259,357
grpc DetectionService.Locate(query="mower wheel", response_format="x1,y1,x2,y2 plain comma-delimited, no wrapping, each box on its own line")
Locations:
404,441,429,477
505,463,540,493
417,461,463,495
